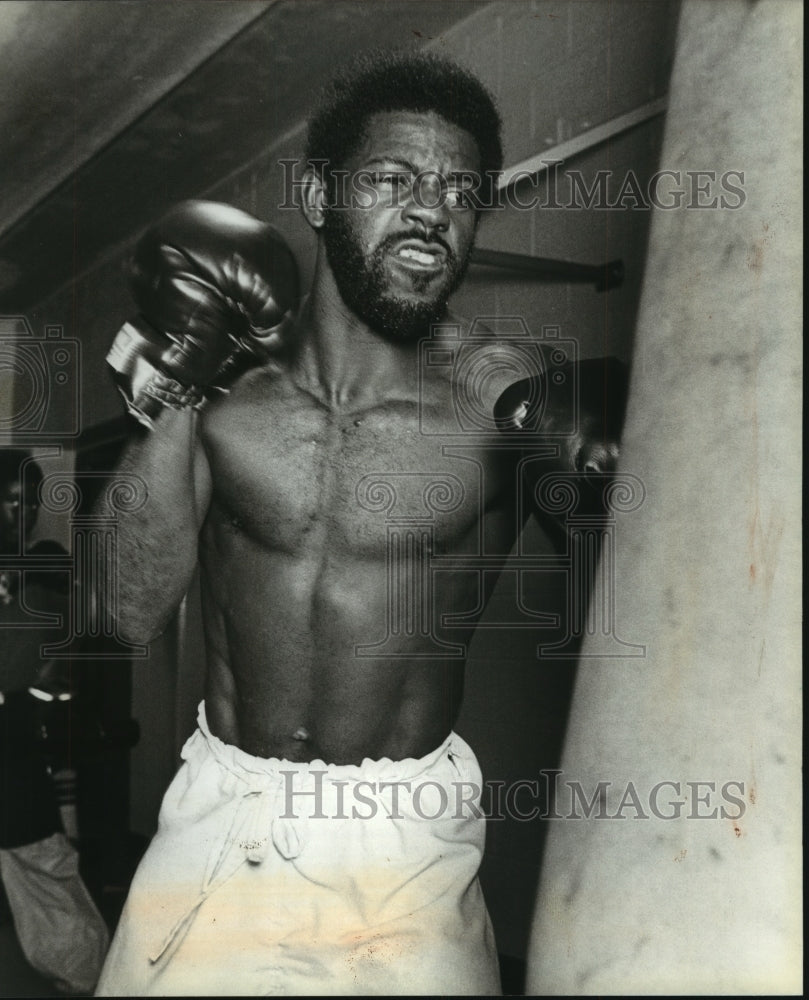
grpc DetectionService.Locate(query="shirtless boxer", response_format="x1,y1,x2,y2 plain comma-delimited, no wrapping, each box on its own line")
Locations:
95,52,625,996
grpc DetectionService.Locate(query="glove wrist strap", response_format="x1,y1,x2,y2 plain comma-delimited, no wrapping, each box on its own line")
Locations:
107,320,204,430
143,371,204,410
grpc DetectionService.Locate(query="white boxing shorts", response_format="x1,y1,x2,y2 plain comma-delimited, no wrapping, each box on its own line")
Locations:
96,703,501,996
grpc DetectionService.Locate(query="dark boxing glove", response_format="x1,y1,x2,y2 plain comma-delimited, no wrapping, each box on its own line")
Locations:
494,356,628,473
107,200,299,428
495,356,629,538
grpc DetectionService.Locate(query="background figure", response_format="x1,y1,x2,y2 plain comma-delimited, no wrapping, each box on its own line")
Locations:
0,448,109,995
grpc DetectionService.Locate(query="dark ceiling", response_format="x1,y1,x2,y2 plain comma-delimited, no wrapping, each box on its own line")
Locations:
0,0,486,311
0,1,270,238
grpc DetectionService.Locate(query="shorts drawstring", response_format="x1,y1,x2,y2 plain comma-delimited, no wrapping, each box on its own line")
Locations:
146,704,479,967
150,774,302,964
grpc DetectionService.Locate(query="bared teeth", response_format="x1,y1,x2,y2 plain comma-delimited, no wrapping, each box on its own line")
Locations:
398,247,436,264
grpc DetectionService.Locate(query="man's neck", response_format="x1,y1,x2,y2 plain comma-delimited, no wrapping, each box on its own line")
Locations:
291,255,421,410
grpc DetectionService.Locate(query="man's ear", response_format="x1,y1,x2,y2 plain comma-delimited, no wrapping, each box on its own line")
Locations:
300,167,328,230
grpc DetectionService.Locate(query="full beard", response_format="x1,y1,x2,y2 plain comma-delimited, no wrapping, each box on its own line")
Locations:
322,209,472,343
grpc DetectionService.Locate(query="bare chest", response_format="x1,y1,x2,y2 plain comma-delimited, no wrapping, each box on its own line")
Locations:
200,382,512,558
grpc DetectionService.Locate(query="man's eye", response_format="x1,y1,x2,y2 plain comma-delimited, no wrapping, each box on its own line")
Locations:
447,189,474,210
372,172,408,187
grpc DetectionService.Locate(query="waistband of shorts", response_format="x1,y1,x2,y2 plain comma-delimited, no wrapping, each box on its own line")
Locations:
194,701,476,784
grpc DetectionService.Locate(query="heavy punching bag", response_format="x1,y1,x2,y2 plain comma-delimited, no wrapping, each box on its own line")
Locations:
526,1,802,993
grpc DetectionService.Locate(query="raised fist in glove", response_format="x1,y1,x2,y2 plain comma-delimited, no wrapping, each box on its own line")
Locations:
107,200,299,427
495,356,629,543
494,356,628,474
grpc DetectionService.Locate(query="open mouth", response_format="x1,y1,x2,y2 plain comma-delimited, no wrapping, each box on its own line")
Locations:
391,240,447,271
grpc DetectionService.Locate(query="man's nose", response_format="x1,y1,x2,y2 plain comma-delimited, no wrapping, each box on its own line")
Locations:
403,172,449,232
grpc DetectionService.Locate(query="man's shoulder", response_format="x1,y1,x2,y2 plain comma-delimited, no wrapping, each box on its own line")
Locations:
202,358,297,420
424,311,535,414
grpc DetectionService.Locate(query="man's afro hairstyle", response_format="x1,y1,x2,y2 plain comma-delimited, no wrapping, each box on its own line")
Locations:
305,49,503,181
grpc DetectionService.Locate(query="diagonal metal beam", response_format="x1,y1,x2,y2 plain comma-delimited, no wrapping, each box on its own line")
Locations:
498,97,669,191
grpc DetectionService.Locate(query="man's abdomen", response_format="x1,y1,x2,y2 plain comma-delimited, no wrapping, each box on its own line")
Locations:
199,544,473,765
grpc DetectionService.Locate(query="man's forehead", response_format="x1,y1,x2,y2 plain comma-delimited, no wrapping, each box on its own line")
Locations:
352,110,481,173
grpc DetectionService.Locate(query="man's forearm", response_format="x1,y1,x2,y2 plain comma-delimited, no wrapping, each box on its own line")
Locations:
99,408,209,643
